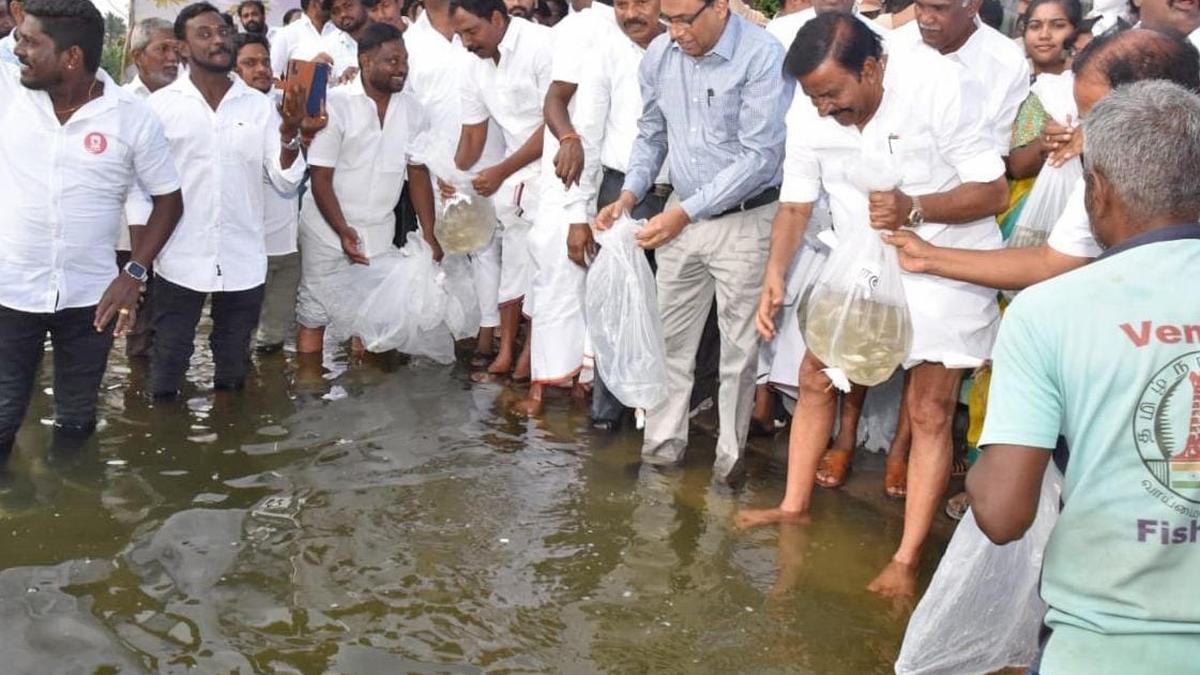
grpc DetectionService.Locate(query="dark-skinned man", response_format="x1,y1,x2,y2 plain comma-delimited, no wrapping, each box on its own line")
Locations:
270,0,337,76
119,17,180,360
146,2,309,398
0,0,15,38
0,0,182,463
238,0,270,36
736,14,1010,601
511,0,616,417
294,0,373,82
594,0,792,486
0,0,19,63
448,0,552,384
297,22,438,356
969,80,1200,675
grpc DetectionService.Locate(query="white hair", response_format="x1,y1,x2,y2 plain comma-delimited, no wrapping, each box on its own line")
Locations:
128,17,173,53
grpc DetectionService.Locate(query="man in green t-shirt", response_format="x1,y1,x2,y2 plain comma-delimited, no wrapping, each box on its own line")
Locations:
968,81,1200,674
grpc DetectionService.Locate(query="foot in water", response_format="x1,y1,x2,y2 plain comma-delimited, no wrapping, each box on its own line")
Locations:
866,558,919,598
814,447,854,489
510,383,545,418
735,507,809,529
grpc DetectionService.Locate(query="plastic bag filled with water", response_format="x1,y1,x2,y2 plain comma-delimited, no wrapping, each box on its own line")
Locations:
440,253,480,341
1007,72,1081,250
585,215,668,411
421,142,497,255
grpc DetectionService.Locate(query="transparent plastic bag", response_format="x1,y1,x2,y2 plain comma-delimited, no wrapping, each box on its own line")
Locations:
802,159,913,391
323,233,456,363
1007,72,1081,250
423,145,497,255
895,465,1063,675
439,253,480,341
585,215,668,412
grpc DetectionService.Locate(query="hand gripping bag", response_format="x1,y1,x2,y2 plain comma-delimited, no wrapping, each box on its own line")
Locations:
585,215,668,416
1007,72,1082,250
423,142,498,255
802,159,913,391
895,465,1063,675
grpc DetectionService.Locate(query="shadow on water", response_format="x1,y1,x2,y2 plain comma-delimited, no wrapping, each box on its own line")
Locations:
0,330,949,674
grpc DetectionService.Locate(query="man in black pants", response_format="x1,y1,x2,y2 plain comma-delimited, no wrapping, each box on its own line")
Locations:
145,2,308,398
0,0,182,461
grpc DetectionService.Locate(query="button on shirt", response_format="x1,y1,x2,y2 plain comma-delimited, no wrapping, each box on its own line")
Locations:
301,77,427,259
0,64,180,313
269,13,341,77
891,19,1029,156
460,17,553,185
622,14,793,222
148,75,306,293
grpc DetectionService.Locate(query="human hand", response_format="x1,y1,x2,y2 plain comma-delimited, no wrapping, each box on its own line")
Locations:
881,229,936,274
566,223,597,269
868,189,914,231
94,274,146,337
312,52,334,66
594,192,637,231
1046,120,1082,168
339,227,369,265
437,177,457,200
755,271,785,341
337,66,359,86
279,80,307,138
554,136,584,187
634,207,689,250
471,164,508,197
425,232,444,263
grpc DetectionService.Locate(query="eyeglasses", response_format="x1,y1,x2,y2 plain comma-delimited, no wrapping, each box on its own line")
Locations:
660,0,712,27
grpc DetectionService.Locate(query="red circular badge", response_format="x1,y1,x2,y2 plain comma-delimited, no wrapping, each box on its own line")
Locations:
83,132,108,155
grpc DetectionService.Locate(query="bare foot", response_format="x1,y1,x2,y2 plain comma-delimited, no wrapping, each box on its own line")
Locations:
866,559,918,598
735,507,808,530
510,396,544,418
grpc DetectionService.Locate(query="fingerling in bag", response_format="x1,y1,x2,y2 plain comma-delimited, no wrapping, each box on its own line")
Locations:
585,215,669,415
421,137,497,255
802,156,913,391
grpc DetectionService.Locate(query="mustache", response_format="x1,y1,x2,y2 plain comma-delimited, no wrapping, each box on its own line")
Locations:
622,18,648,27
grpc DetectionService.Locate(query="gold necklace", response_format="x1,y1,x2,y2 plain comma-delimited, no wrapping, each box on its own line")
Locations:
54,79,99,116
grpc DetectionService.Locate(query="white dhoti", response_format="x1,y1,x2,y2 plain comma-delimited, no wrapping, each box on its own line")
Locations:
757,240,830,399
526,185,587,384
492,174,538,309
296,210,394,329
469,231,502,328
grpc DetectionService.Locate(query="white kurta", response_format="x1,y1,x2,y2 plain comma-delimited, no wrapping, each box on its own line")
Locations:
781,47,1005,369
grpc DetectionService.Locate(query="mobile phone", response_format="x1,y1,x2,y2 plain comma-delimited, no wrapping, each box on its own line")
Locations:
284,59,331,117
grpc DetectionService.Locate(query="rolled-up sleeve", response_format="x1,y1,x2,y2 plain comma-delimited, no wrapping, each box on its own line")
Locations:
679,41,793,221
263,106,307,192
978,294,1062,450
779,95,821,205
620,46,668,204
936,68,1005,185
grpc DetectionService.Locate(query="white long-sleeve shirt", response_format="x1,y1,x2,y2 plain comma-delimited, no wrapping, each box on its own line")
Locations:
269,13,341,77
147,75,306,292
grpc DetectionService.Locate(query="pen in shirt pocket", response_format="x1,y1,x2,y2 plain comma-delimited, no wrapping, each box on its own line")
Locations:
707,88,714,107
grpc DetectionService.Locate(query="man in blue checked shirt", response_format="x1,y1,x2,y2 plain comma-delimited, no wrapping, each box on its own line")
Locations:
595,0,792,486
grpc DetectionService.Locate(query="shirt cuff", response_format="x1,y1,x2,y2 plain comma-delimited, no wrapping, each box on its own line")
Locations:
143,179,182,198
977,426,1059,451
954,151,1005,185
679,194,708,222
621,171,651,205
780,176,820,204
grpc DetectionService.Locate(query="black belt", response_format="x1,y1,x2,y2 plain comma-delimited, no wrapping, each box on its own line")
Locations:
602,166,673,198
713,186,780,219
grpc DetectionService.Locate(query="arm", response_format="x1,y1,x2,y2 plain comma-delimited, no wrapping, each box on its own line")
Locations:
454,121,488,172
406,163,441,261
967,443,1052,544
309,165,368,265
886,236,1089,290
756,202,814,340
545,80,584,187
677,45,794,222
1005,138,1049,180
472,124,545,198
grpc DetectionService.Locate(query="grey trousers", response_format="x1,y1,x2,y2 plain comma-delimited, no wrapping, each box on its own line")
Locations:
256,252,301,348
641,199,773,473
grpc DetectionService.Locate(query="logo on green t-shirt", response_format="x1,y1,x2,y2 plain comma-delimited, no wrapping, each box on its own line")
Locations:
1135,350,1200,503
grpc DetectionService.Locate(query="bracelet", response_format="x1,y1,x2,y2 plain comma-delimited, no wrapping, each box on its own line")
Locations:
282,133,301,151
559,133,581,144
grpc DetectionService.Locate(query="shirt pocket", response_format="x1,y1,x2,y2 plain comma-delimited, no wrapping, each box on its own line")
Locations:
498,79,543,129
220,119,261,166
890,133,935,188
705,89,741,143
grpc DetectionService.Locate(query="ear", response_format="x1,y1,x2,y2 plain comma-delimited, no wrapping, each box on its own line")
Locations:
1084,166,1113,221
861,55,883,85
63,44,84,71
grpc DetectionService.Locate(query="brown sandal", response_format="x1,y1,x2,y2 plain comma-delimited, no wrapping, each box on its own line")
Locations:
885,455,907,500
814,448,853,489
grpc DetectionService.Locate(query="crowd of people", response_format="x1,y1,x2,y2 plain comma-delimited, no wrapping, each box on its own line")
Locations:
2,0,1200,669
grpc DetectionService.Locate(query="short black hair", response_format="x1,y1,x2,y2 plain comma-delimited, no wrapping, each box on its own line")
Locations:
1073,28,1200,93
283,7,302,22
234,30,269,56
783,12,882,81
356,19,403,52
239,0,265,13
1019,0,1082,31
174,2,222,40
978,0,1002,30
23,0,104,73
449,0,507,21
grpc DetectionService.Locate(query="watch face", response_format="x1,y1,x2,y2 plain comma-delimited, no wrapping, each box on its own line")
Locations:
126,261,147,279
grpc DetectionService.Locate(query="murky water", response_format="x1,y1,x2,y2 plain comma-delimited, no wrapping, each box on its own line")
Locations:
0,334,948,674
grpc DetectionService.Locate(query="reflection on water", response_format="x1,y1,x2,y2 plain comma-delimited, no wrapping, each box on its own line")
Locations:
0,338,946,674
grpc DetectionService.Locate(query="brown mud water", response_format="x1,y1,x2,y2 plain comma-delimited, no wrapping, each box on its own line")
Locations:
0,327,950,674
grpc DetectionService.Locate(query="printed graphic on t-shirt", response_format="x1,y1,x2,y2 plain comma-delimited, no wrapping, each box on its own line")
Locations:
1134,348,1200,508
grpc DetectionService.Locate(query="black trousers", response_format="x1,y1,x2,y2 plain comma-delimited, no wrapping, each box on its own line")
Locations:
0,304,114,459
591,168,721,424
392,180,421,248
150,276,265,397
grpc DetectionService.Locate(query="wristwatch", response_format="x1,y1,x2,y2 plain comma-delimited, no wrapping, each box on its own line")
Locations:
123,260,149,283
906,195,925,227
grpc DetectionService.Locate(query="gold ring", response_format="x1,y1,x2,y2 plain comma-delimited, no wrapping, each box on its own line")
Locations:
118,308,130,315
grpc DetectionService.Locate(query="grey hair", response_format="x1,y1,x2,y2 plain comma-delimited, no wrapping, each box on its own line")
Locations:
1082,80,1200,223
128,17,174,53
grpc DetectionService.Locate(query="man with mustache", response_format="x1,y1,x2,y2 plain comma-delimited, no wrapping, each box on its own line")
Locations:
145,2,309,398
294,0,374,81
119,17,180,360
0,0,182,463
238,0,270,36
506,0,537,19
295,22,438,357
448,0,553,384
270,0,338,77
737,14,1009,601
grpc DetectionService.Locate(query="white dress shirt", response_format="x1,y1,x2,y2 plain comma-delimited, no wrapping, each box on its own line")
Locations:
1046,179,1102,258
264,98,301,257
460,17,552,185
891,19,1029,156
0,64,180,313
782,47,1005,367
765,7,887,49
291,27,359,81
120,74,159,252
301,77,427,259
148,74,306,293
269,13,341,77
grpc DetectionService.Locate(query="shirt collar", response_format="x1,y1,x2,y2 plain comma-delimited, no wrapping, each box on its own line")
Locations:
168,70,254,106
498,16,524,57
128,73,152,97
1096,223,1200,260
